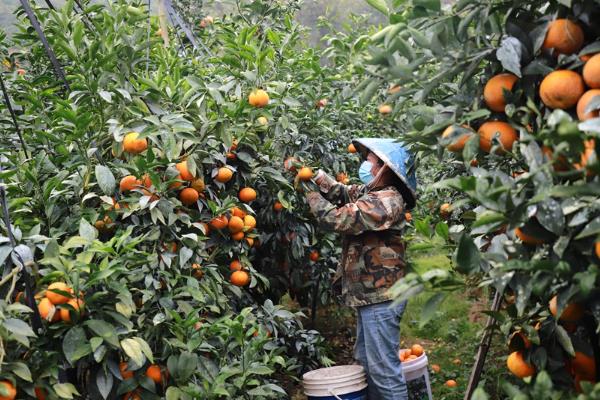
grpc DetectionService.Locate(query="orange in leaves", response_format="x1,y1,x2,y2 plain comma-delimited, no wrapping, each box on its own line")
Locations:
583,54,600,89
46,282,72,305
231,207,247,218
284,157,298,172
145,364,165,384
257,116,268,126
484,73,518,112
123,132,148,154
215,167,233,183
120,175,140,192
440,203,451,219
431,364,441,373
445,380,457,388
179,188,199,206
336,172,349,184
595,241,600,259
442,125,474,152
348,143,357,153
309,250,319,262
0,381,16,400
572,352,596,380
478,121,518,154
248,89,269,107
297,167,313,181
243,215,256,230
191,178,205,192
169,175,183,190
239,187,257,203
60,298,85,323
507,351,536,378
411,344,424,357
543,19,585,56
123,391,140,400
38,298,59,322
231,231,245,241
452,358,462,365
210,215,228,230
577,90,600,121
515,227,546,246
176,161,195,181
230,260,243,271
231,270,250,286
273,201,284,211
34,387,46,400
192,263,203,279
540,70,585,110
399,349,411,362
378,104,392,115
228,216,245,233
246,237,255,247
549,295,584,322
404,212,412,222
119,362,134,380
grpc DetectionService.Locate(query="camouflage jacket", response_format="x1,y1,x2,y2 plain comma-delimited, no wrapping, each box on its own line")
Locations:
306,170,407,307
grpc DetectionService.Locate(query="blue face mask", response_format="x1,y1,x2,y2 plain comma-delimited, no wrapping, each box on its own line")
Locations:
359,161,374,185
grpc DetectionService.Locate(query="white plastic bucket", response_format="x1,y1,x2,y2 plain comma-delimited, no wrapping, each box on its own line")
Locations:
303,365,368,400
399,350,433,400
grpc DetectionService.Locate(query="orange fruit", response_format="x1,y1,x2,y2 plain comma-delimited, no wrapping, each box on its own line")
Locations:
507,351,536,378
210,215,228,230
179,188,199,206
336,172,349,184
176,161,195,181
309,250,319,262
541,146,570,171
239,187,257,203
442,125,474,152
120,175,141,192
215,167,233,183
243,215,256,230
388,84,401,94
123,391,140,400
595,241,600,259
440,203,451,219
231,231,245,241
231,207,247,218
273,201,284,212
119,362,134,380
191,178,205,192
230,260,243,271
399,349,411,362
572,351,596,380
378,104,392,114
316,98,328,108
226,152,237,160
123,132,148,154
549,295,584,322
38,298,59,322
0,381,16,400
248,89,269,107
452,358,462,365
583,53,600,88
431,364,441,373
60,298,85,323
540,70,585,110
404,212,412,222
284,157,298,172
46,282,72,305
192,263,203,279
407,355,418,361
246,237,255,247
145,364,165,384
231,270,250,286
577,89,600,121
484,73,518,112
297,167,313,181
543,19,585,56
228,216,245,233
34,387,46,400
348,143,357,153
478,121,518,154
257,116,268,126
573,139,596,172
411,344,424,357
445,379,457,388
168,175,183,190
515,227,546,245
199,222,210,235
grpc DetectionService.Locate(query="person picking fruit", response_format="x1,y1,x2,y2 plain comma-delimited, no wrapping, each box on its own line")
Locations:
304,138,417,400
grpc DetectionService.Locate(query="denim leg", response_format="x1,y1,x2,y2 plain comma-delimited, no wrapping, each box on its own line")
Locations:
354,308,377,397
360,301,408,400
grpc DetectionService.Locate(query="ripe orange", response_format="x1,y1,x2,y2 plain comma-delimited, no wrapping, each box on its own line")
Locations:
284,157,298,172
316,98,328,108
577,90,600,121
399,349,411,362
378,104,392,115
309,250,319,262
507,351,536,378
273,201,284,212
120,175,141,192
231,207,247,218
199,222,210,235
572,351,596,380
246,237,255,247
243,215,257,230
583,54,600,88
215,167,233,183
543,19,585,55
540,70,585,110
0,381,16,400
404,212,412,222
484,73,518,112
231,231,245,241
145,364,165,384
411,344,424,357
257,116,268,126
431,364,441,373
191,178,205,192
239,187,257,203
541,146,570,171
514,227,546,245
123,132,148,154
549,295,584,322
248,89,269,107
46,282,72,305
230,260,243,271
119,362,134,380
445,380,457,388
179,188,199,206
122,391,140,400
478,121,518,154
59,298,85,323
573,139,596,172
200,15,213,28
297,167,313,181
34,387,46,400
442,125,474,152
388,84,401,94
192,263,203,279
407,355,418,361
452,358,462,365
440,203,451,219
210,215,228,230
226,152,237,160
168,175,183,190
348,143,357,153
176,161,195,181
228,216,245,233
595,241,600,259
336,172,349,184
231,270,250,286
38,298,59,322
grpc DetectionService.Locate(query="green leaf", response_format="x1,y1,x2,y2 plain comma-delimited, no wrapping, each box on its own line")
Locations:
10,362,32,382
555,325,575,356
79,218,98,241
53,383,80,399
434,222,449,240
496,37,522,77
176,351,198,382
63,327,91,364
121,338,144,367
365,0,389,16
95,165,116,195
575,216,600,239
454,233,480,274
419,292,445,327
4,318,36,337
85,320,120,347
96,369,113,400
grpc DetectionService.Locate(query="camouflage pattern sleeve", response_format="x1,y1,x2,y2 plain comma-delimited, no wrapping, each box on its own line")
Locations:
306,189,405,235
315,169,364,205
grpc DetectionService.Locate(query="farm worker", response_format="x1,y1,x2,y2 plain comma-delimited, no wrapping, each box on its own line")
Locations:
305,138,417,400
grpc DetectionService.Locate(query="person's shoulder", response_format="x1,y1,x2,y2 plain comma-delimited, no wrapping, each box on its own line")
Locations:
365,187,404,205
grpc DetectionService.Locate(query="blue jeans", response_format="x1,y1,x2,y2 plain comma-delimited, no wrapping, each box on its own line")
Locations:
354,300,408,400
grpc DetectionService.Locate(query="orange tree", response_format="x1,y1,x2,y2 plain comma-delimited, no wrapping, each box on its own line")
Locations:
0,0,400,398
363,0,600,397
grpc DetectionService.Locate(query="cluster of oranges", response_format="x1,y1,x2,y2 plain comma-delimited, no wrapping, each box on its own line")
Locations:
34,282,85,324
399,343,425,362
120,362,168,399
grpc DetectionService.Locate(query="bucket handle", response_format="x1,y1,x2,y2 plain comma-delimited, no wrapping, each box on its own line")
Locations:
328,386,348,400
